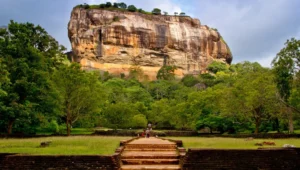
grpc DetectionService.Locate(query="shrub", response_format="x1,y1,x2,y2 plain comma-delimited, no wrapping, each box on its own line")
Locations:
127,5,137,12
113,16,120,22
48,120,59,134
152,8,162,15
180,12,186,16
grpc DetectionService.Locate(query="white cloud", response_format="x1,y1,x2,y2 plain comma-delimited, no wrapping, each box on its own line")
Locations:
189,0,300,66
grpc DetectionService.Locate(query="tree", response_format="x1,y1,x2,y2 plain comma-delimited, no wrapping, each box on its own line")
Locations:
113,2,118,8
105,2,112,8
0,21,65,134
207,61,228,74
174,12,178,16
127,5,137,12
83,3,90,9
272,38,300,133
156,66,177,80
180,12,186,16
118,2,127,9
163,11,168,15
52,64,106,136
222,64,280,134
181,75,200,87
99,4,105,8
152,8,161,15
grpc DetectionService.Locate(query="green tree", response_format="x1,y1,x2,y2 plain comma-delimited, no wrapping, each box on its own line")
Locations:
118,2,127,9
127,5,137,12
156,66,177,80
174,12,178,16
52,64,106,136
180,12,186,16
207,61,228,74
152,8,161,15
0,21,65,134
131,114,147,128
181,75,200,87
105,2,112,8
272,38,300,133
99,4,106,8
222,64,279,134
163,11,168,15
113,2,118,8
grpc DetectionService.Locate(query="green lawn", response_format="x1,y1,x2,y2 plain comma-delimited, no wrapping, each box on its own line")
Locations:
168,137,300,149
0,136,130,155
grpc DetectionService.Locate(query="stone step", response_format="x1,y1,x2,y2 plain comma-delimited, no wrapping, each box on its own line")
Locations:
122,159,179,165
124,148,177,152
122,151,179,159
125,144,177,149
121,165,181,170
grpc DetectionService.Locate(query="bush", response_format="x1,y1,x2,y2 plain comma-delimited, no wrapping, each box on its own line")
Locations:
131,114,147,128
113,16,120,22
127,5,137,12
152,8,161,15
48,120,59,134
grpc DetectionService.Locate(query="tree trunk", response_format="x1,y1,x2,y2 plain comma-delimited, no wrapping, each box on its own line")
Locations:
66,104,71,136
7,120,14,135
254,119,260,134
288,107,294,134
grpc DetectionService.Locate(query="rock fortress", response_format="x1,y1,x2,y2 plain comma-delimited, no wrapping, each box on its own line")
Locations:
68,7,232,80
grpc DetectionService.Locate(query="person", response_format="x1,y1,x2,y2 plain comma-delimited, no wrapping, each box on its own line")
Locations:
148,122,152,131
141,129,145,137
146,128,150,138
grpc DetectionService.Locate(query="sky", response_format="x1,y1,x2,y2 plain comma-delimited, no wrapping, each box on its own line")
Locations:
1,0,300,67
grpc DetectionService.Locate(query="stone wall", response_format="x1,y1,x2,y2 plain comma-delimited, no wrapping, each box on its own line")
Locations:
0,153,119,170
182,148,300,170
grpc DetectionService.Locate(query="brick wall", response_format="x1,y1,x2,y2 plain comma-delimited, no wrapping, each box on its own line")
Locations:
0,154,119,170
182,148,300,170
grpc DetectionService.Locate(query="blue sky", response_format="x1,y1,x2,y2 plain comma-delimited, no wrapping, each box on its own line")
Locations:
1,0,300,67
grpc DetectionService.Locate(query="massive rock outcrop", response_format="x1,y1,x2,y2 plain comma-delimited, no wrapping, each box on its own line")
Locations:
68,7,232,80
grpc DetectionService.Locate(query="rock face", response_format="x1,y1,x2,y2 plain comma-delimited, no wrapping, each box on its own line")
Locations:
68,8,232,80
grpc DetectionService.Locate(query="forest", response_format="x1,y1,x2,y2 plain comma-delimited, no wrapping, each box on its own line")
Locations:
0,21,299,136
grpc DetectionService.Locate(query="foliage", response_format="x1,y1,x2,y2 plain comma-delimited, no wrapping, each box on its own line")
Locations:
52,64,106,135
207,61,228,74
180,12,186,16
152,8,162,15
272,38,300,133
127,5,137,12
117,2,127,9
181,75,200,87
0,21,65,134
156,66,177,80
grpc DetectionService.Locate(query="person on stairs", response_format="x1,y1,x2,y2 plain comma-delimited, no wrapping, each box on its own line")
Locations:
146,128,150,138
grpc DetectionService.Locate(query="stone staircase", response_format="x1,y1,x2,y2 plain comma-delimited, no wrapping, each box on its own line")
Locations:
120,138,181,170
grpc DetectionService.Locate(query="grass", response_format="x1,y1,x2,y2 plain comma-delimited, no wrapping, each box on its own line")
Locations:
0,136,130,155
168,137,300,149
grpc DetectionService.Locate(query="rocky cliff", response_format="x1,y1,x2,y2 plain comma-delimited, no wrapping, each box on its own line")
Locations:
68,7,232,79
